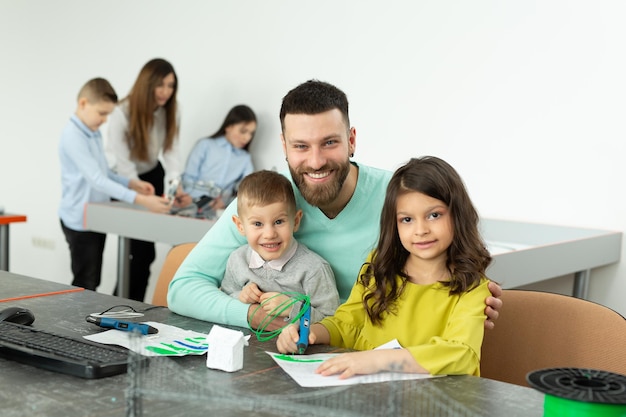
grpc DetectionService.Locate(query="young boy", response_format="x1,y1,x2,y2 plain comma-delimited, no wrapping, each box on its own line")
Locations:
58,78,171,291
221,170,340,323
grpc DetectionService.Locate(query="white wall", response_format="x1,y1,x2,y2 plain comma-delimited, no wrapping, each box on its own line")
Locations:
1,1,625,313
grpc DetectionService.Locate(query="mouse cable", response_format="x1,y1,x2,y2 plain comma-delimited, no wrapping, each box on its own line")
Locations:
89,304,166,319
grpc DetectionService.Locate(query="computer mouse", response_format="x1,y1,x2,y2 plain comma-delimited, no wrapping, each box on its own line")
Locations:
0,306,35,325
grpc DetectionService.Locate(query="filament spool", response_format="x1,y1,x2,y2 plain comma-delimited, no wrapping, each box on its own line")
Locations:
527,368,626,417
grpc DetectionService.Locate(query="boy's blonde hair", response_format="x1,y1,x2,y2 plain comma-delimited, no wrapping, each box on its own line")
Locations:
237,171,296,215
78,78,118,104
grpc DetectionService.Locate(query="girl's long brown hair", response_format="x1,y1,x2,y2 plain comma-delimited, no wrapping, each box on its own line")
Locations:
125,58,178,161
361,156,492,325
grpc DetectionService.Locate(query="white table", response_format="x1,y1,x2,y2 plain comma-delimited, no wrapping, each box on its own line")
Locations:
482,218,622,298
85,203,622,300
84,202,214,298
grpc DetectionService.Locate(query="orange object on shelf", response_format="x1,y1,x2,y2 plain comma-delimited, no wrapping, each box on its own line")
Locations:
0,214,27,225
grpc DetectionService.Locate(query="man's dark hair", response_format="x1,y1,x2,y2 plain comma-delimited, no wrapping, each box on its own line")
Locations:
279,80,349,131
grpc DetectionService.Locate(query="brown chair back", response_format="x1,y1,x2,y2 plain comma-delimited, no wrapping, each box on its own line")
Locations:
481,289,626,387
152,242,197,307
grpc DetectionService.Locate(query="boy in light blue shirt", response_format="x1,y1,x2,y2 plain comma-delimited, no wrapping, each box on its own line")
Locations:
58,78,170,291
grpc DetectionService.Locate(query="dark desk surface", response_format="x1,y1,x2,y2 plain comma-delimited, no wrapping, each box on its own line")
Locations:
0,270,83,301
0,274,545,417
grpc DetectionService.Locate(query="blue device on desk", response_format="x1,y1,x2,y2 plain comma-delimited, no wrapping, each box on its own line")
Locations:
297,305,311,354
86,316,158,335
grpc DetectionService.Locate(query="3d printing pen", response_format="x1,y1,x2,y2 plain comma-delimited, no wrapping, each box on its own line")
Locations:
297,305,311,354
86,316,158,335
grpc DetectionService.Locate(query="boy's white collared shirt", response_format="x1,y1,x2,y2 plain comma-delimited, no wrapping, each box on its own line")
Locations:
248,240,298,271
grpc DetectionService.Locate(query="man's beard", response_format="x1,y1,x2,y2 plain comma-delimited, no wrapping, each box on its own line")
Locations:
289,159,351,208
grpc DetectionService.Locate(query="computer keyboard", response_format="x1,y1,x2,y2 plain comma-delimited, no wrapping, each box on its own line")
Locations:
0,321,132,379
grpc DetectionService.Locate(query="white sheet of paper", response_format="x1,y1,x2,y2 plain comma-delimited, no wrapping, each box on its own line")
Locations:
267,349,439,387
84,321,209,357
374,339,403,350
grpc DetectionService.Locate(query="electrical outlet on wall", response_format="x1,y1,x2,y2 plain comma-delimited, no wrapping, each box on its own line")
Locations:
32,237,56,250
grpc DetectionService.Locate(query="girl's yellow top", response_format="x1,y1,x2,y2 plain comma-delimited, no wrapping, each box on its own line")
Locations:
320,254,490,376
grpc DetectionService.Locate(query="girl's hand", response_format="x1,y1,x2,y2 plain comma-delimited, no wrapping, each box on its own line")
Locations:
173,188,192,207
316,349,425,379
259,292,291,317
276,323,301,353
239,283,262,304
315,351,386,379
277,323,321,353
135,194,171,214
209,196,226,210
129,179,155,195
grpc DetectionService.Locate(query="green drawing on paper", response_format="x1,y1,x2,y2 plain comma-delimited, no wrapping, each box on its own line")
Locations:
145,345,180,355
274,354,324,363
144,340,208,356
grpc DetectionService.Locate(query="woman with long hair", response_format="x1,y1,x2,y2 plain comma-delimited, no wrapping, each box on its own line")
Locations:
107,58,190,301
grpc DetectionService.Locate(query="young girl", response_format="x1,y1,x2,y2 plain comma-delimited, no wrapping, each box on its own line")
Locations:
107,58,191,301
277,156,493,378
182,105,257,210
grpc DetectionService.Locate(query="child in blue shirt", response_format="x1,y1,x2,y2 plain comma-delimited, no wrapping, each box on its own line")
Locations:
182,105,257,212
58,78,171,291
